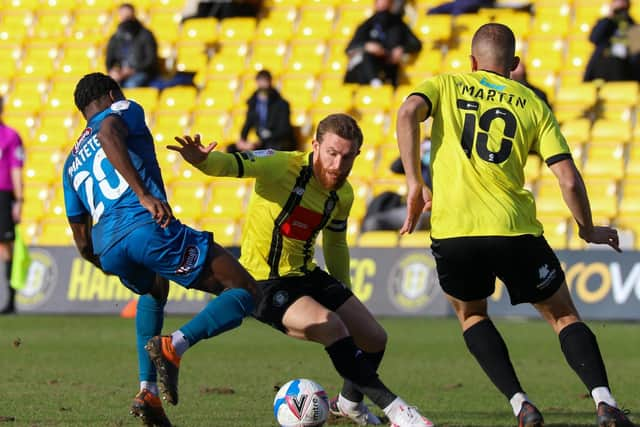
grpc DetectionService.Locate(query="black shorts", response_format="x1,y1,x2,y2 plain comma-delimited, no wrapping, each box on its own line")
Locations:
431,234,565,305
253,268,354,333
0,191,15,242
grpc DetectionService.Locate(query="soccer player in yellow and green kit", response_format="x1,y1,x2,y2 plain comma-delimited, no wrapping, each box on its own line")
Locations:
168,114,435,427
396,23,635,427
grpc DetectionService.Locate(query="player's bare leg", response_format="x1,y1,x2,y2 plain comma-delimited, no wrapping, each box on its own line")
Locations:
447,295,544,426
533,283,635,427
283,297,434,426
147,243,259,405
328,296,387,424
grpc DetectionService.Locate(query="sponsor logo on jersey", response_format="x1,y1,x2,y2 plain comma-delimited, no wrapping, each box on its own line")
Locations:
15,249,57,310
176,246,200,275
72,127,92,154
387,253,440,312
280,205,323,241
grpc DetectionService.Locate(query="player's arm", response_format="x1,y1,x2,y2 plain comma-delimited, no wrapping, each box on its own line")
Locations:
98,115,172,228
322,220,351,287
396,94,432,234
549,159,620,252
68,216,102,269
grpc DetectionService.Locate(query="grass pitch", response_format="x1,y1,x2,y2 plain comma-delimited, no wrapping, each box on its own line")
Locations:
0,316,637,427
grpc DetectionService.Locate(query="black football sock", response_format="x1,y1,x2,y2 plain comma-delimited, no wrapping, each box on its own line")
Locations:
559,322,610,391
325,337,396,409
463,319,524,400
1,259,14,313
340,350,385,403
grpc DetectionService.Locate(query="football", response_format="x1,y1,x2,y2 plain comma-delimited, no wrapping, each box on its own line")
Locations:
273,379,330,427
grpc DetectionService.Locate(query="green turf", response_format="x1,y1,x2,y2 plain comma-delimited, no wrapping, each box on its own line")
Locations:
0,316,637,426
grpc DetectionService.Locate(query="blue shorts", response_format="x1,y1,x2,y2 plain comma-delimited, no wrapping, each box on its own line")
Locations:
100,219,213,295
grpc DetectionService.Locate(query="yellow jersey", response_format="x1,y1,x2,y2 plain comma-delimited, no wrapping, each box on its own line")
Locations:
196,149,353,284
410,70,571,239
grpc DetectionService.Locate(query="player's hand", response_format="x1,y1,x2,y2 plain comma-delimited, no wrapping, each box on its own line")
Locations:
365,41,386,57
168,134,217,165
139,194,173,229
579,225,622,252
11,200,22,224
400,182,432,235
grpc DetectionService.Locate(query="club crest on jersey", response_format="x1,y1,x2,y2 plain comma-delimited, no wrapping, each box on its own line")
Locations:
73,127,92,154
176,246,200,275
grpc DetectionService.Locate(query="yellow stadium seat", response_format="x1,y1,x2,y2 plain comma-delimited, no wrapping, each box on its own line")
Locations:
453,13,487,41
179,17,218,44
335,5,373,39
195,89,236,112
2,112,36,140
529,13,570,38
153,111,191,131
270,0,303,6
313,86,354,112
4,0,40,10
175,44,209,73
33,126,71,150
38,112,77,136
525,48,563,74
404,49,443,79
560,118,591,147
591,119,631,143
619,179,640,216
148,12,181,44
169,182,207,218
32,11,72,41
584,179,618,219
0,23,29,44
536,178,571,216
123,87,159,111
599,81,639,106
205,182,247,220
279,74,316,109
412,14,451,43
38,219,74,245
441,49,469,73
286,53,324,75
370,179,406,199
526,70,557,103
5,90,43,115
23,183,52,220
625,146,640,179
256,19,294,42
353,85,393,112
24,149,63,184
538,215,569,249
348,148,376,181
582,143,625,180
198,218,238,247
71,8,111,36
398,230,431,248
157,87,197,113
555,83,597,109
358,230,398,247
348,179,369,221
191,112,231,142
248,41,287,74
219,17,256,43
206,48,248,77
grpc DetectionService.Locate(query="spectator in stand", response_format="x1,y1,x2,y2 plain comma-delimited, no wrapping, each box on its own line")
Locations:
344,0,422,87
0,96,24,314
181,0,263,21
106,4,159,88
227,70,296,153
584,0,640,82
510,61,551,109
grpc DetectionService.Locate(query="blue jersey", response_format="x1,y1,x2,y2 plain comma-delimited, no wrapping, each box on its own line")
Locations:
62,100,167,255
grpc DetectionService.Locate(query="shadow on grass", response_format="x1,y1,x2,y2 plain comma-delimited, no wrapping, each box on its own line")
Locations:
413,408,596,427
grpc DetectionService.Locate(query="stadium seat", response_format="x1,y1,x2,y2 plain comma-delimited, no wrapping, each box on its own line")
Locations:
348,148,377,181
441,49,468,73
33,126,72,151
582,143,625,181
198,218,238,247
147,12,181,44
279,74,316,111
619,179,640,216
453,13,489,42
24,149,63,185
219,17,256,43
555,83,597,119
398,230,431,248
560,118,592,147
23,183,52,221
157,87,197,114
625,145,640,179
529,13,570,38
404,49,444,80
591,119,631,144
32,11,72,41
357,230,398,248
38,219,74,246
536,178,571,217
2,112,36,140
353,85,393,112
4,88,43,115
123,87,159,112
196,87,236,113
584,179,618,219
175,43,209,73
205,181,247,221
598,81,639,107
179,18,218,44
538,215,569,249
334,5,373,40
412,14,452,44
71,8,111,40
169,182,207,218
313,86,354,112
256,18,294,42
191,111,231,143
248,41,287,75
286,52,325,75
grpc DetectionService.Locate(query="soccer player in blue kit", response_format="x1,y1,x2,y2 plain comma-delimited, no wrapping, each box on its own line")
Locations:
62,73,261,426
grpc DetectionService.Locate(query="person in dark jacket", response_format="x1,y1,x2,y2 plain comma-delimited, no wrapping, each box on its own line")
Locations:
584,0,640,82
106,4,159,88
427,0,495,15
228,70,296,153
344,0,422,87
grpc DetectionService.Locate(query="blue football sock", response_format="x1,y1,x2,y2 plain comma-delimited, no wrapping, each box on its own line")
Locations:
137,294,166,382
179,288,254,348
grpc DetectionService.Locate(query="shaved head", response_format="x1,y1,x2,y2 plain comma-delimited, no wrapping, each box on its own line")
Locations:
471,23,517,75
